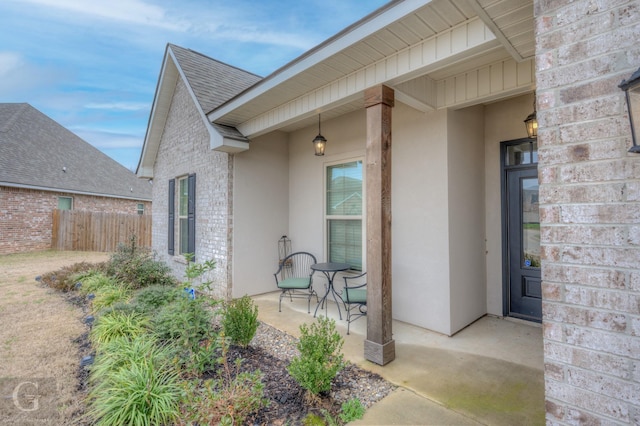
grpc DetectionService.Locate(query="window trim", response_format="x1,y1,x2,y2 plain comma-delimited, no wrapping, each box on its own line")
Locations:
57,196,73,210
323,157,365,272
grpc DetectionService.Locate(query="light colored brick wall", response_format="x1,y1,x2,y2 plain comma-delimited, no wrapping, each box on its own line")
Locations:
536,0,640,423
152,78,232,300
0,186,151,254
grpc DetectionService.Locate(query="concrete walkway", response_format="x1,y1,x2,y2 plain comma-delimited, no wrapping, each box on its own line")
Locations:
253,292,545,425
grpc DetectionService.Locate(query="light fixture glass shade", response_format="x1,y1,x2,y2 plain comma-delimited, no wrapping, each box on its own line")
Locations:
524,111,538,139
313,134,327,156
619,66,640,153
312,114,326,156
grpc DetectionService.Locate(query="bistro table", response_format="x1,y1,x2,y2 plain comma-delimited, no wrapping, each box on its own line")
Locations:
311,262,351,319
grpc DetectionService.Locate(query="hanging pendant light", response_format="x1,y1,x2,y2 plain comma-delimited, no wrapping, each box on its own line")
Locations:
524,92,538,139
312,114,327,156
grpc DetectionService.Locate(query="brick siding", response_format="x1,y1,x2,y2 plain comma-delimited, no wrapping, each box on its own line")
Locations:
152,78,232,300
0,186,151,254
536,0,640,423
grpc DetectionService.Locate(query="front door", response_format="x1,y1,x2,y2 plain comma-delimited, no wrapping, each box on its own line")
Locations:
502,139,541,321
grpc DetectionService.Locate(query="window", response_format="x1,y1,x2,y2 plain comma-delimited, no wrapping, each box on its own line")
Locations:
137,203,144,215
57,196,73,210
168,174,195,258
326,160,363,271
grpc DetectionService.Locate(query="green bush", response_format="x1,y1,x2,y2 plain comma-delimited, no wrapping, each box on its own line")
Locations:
90,311,150,346
339,398,365,423
222,295,259,348
91,284,132,313
131,285,181,314
288,316,345,396
40,261,106,292
87,336,182,426
78,273,119,296
106,238,176,289
153,296,218,373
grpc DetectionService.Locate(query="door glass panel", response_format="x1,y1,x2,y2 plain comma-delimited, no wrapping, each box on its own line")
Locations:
505,140,538,166
521,177,540,268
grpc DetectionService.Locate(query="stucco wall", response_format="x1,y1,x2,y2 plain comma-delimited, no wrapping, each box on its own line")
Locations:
0,185,150,254
233,132,289,297
448,106,487,333
152,78,231,299
536,0,640,423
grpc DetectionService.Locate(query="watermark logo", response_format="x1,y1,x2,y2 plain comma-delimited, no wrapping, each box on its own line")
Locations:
0,378,59,423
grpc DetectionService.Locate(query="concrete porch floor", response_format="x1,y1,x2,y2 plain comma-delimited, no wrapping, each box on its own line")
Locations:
253,292,545,425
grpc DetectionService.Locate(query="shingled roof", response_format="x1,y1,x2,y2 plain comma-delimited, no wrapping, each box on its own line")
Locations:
0,103,151,200
168,44,261,115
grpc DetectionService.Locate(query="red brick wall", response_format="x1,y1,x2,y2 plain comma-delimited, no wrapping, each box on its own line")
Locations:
535,0,640,423
0,186,151,254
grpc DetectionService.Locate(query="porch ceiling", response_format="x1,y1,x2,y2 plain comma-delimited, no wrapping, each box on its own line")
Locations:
207,0,534,136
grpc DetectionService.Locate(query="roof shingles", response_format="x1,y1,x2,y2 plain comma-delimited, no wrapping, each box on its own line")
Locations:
0,103,151,200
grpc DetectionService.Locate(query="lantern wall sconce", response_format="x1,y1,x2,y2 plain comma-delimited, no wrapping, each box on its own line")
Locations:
312,114,327,156
619,66,640,153
524,92,538,139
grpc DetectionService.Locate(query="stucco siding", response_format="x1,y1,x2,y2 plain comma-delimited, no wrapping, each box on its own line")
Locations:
447,105,487,334
233,131,289,297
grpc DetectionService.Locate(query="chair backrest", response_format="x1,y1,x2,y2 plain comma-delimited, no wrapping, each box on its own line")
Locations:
278,251,317,280
343,273,367,303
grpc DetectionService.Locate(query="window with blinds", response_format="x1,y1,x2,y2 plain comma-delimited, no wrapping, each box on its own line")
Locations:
326,160,363,271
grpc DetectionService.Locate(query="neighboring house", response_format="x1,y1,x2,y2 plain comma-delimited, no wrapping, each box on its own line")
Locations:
0,103,152,254
138,1,640,423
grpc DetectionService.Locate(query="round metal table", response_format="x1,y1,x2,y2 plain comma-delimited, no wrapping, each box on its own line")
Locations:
311,262,350,319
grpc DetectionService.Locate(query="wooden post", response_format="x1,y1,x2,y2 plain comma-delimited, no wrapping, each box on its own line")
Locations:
364,85,395,365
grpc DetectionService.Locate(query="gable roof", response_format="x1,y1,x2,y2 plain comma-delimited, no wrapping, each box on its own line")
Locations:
0,103,151,200
136,44,262,177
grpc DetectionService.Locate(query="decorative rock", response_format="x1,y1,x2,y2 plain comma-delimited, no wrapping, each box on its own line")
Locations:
80,355,94,368
84,315,95,326
74,282,82,290
87,293,95,300
35,275,41,282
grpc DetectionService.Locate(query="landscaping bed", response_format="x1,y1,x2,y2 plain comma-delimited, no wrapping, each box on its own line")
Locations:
34,246,394,425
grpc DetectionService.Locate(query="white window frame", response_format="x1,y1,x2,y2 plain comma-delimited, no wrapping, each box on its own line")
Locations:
57,196,73,210
323,157,366,272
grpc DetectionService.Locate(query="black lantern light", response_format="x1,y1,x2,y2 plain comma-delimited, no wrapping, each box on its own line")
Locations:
524,92,538,139
619,66,640,153
312,114,327,156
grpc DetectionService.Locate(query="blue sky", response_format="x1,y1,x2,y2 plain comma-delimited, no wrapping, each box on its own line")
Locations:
0,0,388,171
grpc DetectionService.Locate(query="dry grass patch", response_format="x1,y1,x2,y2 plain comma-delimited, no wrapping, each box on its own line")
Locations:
0,250,109,424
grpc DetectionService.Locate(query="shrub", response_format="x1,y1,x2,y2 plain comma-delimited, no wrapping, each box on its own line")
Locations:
339,398,365,423
222,295,259,348
78,273,119,296
91,284,132,313
106,237,176,289
90,311,150,346
40,261,106,292
131,285,181,314
87,337,182,426
288,316,345,397
153,296,218,373
183,336,268,425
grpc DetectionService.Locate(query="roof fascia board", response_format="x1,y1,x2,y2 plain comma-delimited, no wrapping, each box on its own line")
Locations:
137,46,179,178
236,17,497,137
207,0,430,123
165,48,246,155
0,182,152,201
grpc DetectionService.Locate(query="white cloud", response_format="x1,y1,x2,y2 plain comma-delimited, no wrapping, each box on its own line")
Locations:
12,0,188,31
0,51,22,76
73,128,143,149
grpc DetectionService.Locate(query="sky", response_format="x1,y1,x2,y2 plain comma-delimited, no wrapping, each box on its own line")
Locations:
0,0,389,171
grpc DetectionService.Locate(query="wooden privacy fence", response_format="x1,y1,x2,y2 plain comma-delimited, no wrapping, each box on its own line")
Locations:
52,210,151,252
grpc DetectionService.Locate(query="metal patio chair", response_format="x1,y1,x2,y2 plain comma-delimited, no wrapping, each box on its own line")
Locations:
342,273,367,335
274,251,317,313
